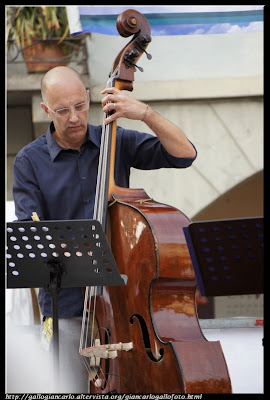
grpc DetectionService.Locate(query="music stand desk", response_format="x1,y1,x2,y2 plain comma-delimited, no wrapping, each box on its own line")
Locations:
183,217,263,297
6,219,126,389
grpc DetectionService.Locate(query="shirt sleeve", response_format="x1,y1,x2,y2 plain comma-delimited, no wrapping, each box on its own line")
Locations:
116,126,197,170
160,140,197,168
13,151,45,221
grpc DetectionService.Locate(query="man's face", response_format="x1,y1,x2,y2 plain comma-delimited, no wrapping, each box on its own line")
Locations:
43,78,90,148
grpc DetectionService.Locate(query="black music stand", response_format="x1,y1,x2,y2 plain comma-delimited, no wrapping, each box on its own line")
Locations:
6,219,126,390
183,217,263,297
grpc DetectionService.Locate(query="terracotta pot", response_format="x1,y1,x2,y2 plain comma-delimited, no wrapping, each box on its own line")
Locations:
22,40,67,72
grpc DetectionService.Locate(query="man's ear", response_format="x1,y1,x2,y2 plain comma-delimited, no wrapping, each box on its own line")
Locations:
40,102,51,118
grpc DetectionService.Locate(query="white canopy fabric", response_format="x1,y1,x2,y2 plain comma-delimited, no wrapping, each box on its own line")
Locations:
6,201,38,326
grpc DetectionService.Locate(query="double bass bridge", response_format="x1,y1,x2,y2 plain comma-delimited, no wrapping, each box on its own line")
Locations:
80,339,133,365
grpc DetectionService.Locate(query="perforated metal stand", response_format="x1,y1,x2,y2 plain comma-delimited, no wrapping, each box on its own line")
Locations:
6,219,126,390
183,217,264,297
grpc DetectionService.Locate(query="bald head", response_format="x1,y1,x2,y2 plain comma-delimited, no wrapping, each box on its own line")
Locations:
41,66,86,103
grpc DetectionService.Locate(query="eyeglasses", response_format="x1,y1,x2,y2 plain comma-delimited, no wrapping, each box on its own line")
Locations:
43,102,89,117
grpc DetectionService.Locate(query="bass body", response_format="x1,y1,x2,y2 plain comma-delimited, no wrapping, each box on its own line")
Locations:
91,188,232,393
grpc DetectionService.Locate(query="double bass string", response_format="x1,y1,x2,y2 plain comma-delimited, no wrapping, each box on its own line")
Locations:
80,76,115,375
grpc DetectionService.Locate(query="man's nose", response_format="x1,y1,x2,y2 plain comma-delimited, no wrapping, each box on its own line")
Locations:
69,107,80,120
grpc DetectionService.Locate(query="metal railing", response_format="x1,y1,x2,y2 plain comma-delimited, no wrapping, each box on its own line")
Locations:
7,34,89,74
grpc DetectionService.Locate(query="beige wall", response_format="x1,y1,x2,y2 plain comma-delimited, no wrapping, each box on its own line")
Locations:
83,31,263,220
8,96,263,221
193,170,263,221
7,30,264,219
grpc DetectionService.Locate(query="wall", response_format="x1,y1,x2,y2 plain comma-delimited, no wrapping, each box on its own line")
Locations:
85,31,263,220
7,31,263,218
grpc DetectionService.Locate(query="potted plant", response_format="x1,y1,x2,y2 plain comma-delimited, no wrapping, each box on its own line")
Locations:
6,6,78,72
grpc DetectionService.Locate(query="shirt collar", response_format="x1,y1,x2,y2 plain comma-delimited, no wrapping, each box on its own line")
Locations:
46,122,101,161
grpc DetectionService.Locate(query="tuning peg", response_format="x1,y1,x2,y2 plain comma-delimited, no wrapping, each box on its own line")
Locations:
136,35,152,60
133,64,144,72
126,60,144,72
144,50,152,60
123,49,144,72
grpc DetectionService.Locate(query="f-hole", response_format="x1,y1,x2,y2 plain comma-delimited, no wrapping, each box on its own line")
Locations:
130,314,164,362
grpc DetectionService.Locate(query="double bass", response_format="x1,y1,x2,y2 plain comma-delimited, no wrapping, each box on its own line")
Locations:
80,9,232,394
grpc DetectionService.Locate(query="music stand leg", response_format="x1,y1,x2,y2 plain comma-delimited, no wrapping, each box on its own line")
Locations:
51,284,60,390
45,261,63,391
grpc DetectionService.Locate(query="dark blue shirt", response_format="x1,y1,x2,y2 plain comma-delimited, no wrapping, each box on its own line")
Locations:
13,122,197,317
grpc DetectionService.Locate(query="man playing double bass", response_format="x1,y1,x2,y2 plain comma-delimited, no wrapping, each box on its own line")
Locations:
12,66,197,392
